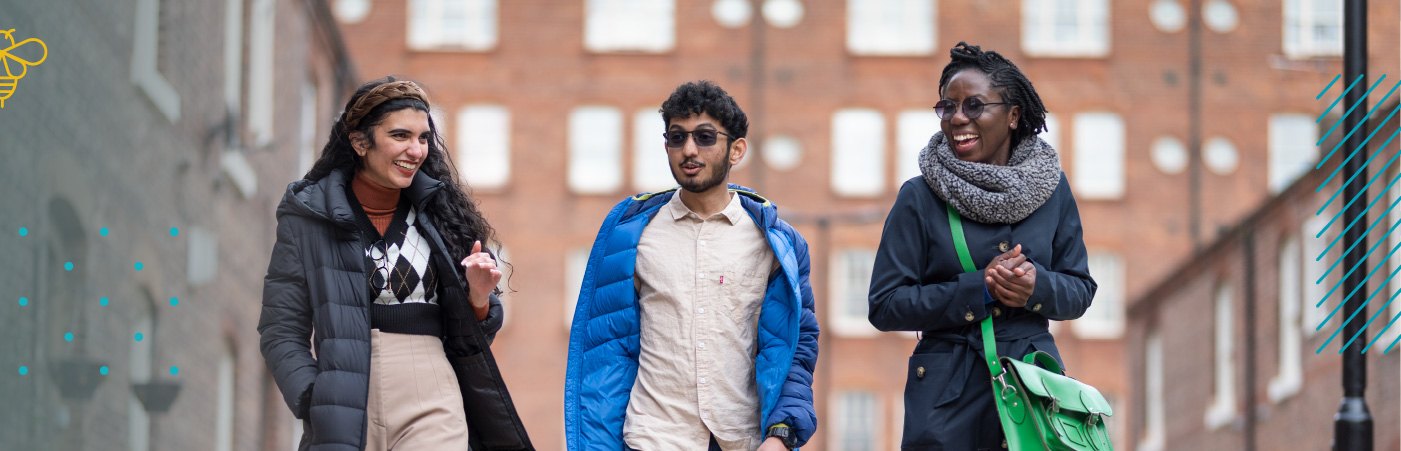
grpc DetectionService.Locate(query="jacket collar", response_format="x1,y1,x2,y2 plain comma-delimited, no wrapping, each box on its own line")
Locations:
282,167,445,230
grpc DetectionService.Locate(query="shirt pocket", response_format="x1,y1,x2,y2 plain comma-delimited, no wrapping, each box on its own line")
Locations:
720,269,766,324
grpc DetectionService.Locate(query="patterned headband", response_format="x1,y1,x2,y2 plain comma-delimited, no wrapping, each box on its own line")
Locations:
342,80,430,130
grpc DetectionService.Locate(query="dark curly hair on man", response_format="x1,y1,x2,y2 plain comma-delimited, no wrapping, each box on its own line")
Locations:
938,41,1049,150
660,80,749,140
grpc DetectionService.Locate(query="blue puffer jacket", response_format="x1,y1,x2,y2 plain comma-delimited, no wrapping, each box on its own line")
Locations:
563,186,820,450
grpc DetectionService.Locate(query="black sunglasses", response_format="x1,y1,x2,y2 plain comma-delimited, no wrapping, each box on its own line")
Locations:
663,128,735,148
933,98,1010,120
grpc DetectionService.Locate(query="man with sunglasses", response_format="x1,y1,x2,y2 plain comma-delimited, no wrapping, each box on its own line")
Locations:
564,81,819,451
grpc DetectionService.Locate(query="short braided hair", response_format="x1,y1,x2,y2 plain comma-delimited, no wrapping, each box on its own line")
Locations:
938,42,1048,149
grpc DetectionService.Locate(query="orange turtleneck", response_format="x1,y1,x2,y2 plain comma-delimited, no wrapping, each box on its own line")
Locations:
351,171,402,236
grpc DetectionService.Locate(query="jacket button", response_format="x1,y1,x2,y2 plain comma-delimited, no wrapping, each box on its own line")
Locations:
916,366,926,378
998,241,1010,252
1032,303,1042,312
993,306,1002,317
965,311,975,322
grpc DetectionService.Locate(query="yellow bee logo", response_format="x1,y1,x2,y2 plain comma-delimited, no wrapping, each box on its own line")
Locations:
0,28,48,109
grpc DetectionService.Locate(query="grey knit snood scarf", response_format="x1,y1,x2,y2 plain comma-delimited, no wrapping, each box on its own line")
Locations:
919,131,1062,224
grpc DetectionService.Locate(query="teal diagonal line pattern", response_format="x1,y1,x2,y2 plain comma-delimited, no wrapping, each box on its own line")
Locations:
1313,200,1401,310
1316,79,1395,174
1317,124,1401,218
1316,75,1389,151
1359,287,1401,352
1317,74,1343,100
1320,74,1364,122
1314,168,1401,268
1317,103,1401,204
1315,237,1401,353
1341,260,1401,352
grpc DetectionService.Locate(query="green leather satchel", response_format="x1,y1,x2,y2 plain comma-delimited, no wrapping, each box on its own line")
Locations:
947,205,1115,451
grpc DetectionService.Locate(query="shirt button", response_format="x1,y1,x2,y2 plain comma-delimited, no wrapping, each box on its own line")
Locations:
1032,304,1042,312
697,307,706,314
699,377,708,384
699,240,706,247
998,241,1010,252
698,272,706,279
698,341,706,349
965,311,975,322
993,306,1002,317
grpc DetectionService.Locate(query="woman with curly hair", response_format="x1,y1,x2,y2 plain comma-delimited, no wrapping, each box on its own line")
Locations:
259,76,533,451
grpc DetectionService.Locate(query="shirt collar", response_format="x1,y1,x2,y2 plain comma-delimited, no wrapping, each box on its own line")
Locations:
665,190,745,225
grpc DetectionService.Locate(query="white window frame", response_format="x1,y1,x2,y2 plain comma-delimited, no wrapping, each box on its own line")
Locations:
1041,112,1063,152
1381,179,1401,351
845,0,936,56
830,249,879,338
895,110,938,188
1269,237,1304,401
1268,114,1320,193
132,0,180,121
831,109,887,197
1073,251,1125,339
1283,0,1343,59
1303,214,1331,337
1021,0,1110,58
568,106,624,194
407,0,498,51
633,109,673,192
456,104,512,190
584,0,675,53
248,0,276,146
830,390,881,451
564,247,590,330
1072,112,1126,199
223,0,243,125
1138,329,1165,451
298,79,318,177
128,305,154,451
187,226,219,286
215,344,237,451
1204,283,1238,429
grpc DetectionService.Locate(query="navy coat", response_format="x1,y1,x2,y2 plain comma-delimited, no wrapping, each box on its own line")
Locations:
868,174,1096,450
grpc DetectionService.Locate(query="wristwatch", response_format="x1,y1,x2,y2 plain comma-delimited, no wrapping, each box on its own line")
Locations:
767,423,796,449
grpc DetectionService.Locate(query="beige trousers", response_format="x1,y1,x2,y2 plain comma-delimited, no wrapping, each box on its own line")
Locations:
365,329,470,451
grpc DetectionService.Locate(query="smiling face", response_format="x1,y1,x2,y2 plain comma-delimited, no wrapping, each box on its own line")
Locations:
940,69,1021,165
667,112,746,195
351,108,431,189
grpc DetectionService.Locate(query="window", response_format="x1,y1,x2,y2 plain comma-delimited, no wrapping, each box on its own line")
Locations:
407,0,497,51
1382,180,1401,350
1072,112,1125,199
1021,0,1110,57
1303,214,1331,336
1204,283,1237,429
830,249,878,337
831,390,880,451
1283,0,1342,58
584,0,675,53
633,109,673,192
831,109,886,197
215,343,236,451
846,0,935,56
564,247,590,329
456,104,512,189
1073,251,1124,339
299,80,318,176
187,226,219,286
128,302,155,451
1268,114,1319,193
1269,237,1303,401
248,0,276,145
569,106,623,194
132,0,180,121
223,0,243,128
895,110,938,187
1138,330,1165,451
1040,112,1062,152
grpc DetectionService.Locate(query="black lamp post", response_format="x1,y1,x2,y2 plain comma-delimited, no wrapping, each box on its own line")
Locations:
1334,0,1373,449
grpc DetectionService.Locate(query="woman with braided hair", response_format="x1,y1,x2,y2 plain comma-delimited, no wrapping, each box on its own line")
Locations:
259,76,534,450
868,42,1096,450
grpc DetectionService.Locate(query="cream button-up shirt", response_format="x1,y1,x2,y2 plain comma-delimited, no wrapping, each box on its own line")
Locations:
623,192,776,451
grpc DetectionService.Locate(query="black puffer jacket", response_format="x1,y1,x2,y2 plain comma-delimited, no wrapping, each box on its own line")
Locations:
258,168,533,450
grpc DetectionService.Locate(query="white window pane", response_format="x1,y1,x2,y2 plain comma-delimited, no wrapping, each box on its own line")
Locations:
1284,0,1342,57
1268,114,1318,193
408,0,497,50
1384,181,1401,349
1205,283,1237,428
1303,214,1331,336
1021,0,1109,57
896,110,938,187
1041,113,1062,151
457,105,511,189
1269,237,1304,400
223,0,243,114
633,110,673,192
1139,331,1165,451
299,81,318,176
564,247,590,329
215,346,236,451
569,106,623,194
1072,112,1125,199
1074,251,1124,339
846,0,935,55
832,109,886,197
831,249,878,337
248,0,276,145
832,391,879,451
585,0,675,52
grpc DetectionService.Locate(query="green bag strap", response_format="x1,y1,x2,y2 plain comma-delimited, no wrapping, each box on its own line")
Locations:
945,205,1005,378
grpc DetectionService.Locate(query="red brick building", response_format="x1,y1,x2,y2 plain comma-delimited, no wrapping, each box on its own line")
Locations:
327,0,1398,449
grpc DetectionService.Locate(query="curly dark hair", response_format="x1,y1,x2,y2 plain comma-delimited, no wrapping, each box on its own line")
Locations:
938,42,1049,150
305,76,501,283
660,80,749,139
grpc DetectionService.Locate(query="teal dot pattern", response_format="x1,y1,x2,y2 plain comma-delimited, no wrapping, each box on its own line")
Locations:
134,261,144,271
169,227,179,237
99,297,109,307
100,227,109,237
18,227,28,237
99,366,109,376
63,332,73,342
18,297,28,307
169,297,179,306
134,332,144,342
169,366,179,376
63,262,74,271
18,366,28,376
